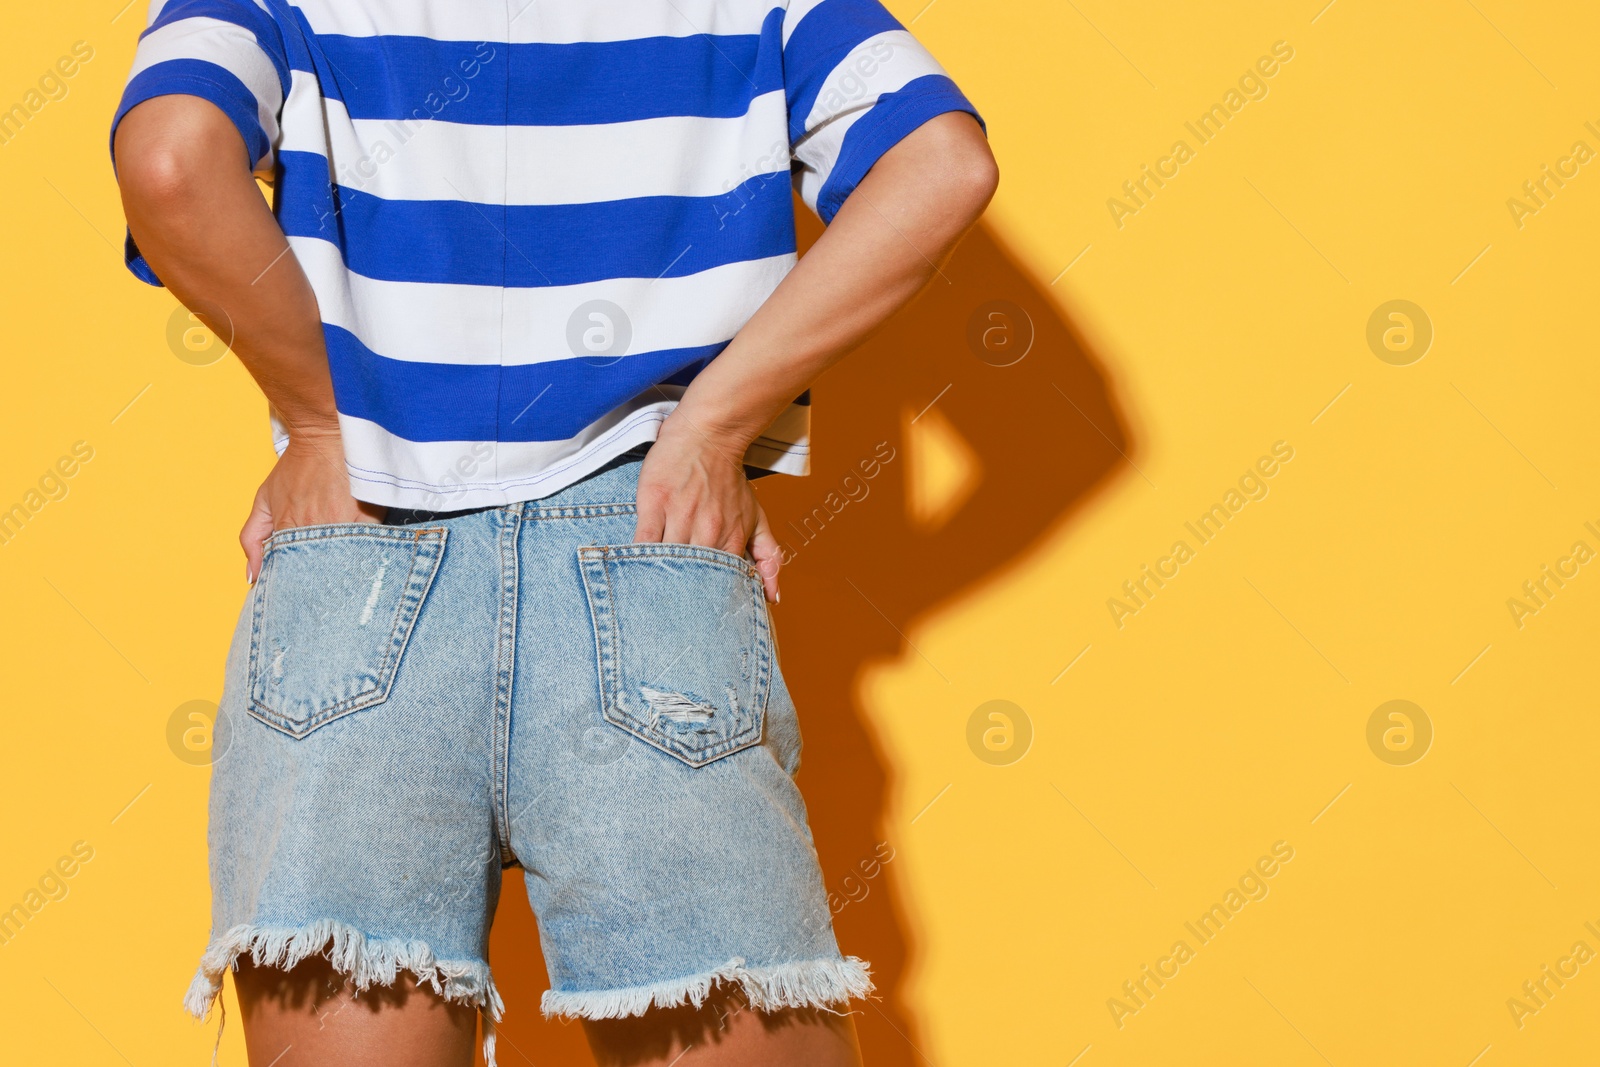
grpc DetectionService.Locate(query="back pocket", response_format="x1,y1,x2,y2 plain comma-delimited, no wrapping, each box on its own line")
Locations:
247,524,447,738
578,543,771,767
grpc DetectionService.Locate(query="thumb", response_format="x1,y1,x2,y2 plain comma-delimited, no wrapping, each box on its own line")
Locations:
240,484,273,584
750,503,782,604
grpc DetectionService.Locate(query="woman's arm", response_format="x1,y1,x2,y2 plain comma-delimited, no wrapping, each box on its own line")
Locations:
634,111,1000,601
114,95,383,582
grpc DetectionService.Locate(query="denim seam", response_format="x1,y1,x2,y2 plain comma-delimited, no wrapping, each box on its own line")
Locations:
578,543,760,584
490,507,522,866
522,502,638,521
262,524,443,549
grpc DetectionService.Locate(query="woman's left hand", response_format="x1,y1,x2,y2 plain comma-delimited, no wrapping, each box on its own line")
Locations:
633,417,782,603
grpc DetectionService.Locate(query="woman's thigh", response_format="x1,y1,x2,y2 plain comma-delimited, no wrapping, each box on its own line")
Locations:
582,989,864,1067
234,956,478,1067
234,960,860,1067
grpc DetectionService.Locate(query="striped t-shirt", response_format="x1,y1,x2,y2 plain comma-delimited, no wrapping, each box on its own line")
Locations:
112,0,982,509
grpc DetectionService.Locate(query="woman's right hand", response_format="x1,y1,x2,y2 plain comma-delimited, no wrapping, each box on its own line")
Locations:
240,428,386,582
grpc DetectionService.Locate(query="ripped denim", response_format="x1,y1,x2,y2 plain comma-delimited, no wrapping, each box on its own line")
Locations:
185,456,869,1065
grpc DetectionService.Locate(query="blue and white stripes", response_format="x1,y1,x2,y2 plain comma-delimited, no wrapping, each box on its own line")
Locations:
113,0,981,509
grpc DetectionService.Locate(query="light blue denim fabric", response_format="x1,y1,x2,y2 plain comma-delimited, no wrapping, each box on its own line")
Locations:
184,456,870,1064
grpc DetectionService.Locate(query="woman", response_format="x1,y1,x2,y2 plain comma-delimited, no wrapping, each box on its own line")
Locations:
112,2,995,1064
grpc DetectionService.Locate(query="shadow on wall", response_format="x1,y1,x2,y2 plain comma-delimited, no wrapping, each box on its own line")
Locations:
480,210,1133,1066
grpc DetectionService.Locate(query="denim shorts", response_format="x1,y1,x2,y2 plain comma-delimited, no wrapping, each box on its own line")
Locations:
183,456,869,1064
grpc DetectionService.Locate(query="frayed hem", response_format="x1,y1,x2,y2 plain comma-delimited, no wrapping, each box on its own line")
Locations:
184,919,504,1066
540,955,873,1020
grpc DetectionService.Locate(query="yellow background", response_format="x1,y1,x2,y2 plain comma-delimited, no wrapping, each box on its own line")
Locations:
2,1,1597,1064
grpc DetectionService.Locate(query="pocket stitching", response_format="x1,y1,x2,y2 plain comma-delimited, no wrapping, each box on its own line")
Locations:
246,528,447,738
577,542,760,583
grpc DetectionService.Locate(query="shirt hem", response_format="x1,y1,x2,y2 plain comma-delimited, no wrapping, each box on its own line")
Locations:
343,418,810,511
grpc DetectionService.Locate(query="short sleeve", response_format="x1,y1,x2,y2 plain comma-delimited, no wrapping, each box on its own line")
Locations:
782,0,984,224
110,0,290,285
